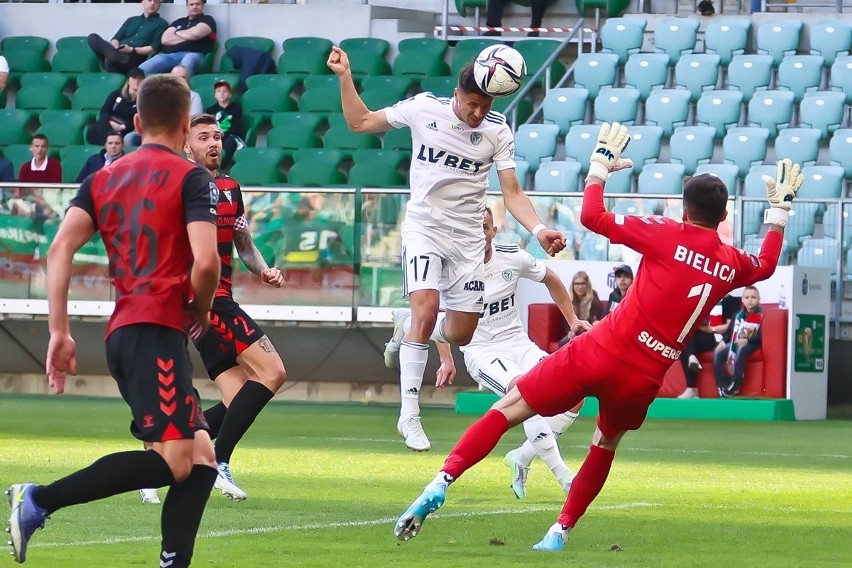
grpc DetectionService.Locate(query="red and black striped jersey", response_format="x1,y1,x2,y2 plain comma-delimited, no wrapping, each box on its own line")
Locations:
213,174,246,299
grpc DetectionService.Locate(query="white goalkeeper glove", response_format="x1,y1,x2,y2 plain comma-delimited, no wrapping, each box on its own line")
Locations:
587,122,634,183
763,158,804,227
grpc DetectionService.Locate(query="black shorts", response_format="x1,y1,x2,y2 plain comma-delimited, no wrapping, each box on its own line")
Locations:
106,324,207,443
195,296,265,380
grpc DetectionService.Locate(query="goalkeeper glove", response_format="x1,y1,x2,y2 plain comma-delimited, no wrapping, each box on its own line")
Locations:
763,158,804,227
587,122,633,183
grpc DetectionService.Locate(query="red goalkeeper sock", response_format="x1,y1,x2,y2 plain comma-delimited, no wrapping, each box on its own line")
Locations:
441,409,510,480
558,444,616,528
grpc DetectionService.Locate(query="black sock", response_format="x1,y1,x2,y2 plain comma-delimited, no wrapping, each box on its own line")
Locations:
160,465,217,568
203,402,227,440
215,381,274,463
32,450,174,514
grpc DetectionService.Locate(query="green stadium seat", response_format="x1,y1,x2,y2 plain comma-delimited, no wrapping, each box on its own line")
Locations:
2,144,38,174
298,86,342,114
266,112,323,154
353,148,409,169
491,94,533,126
75,73,126,92
455,0,486,18
302,75,339,91
190,73,241,109
242,86,298,129
72,85,114,119
360,76,413,100
348,160,406,188
339,38,391,78
15,87,70,112
59,145,100,183
55,36,89,51
51,48,100,76
288,149,346,187
360,89,402,110
0,36,50,84
420,76,456,98
326,112,350,130
20,72,73,92
231,147,286,186
0,110,33,146
36,111,90,148
382,127,412,151
514,39,566,88
393,38,450,78
278,37,333,81
451,38,500,77
323,125,381,157
245,74,298,96
221,37,276,73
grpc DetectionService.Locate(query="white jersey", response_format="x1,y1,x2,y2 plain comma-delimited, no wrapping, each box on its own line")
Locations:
461,243,547,352
383,92,516,237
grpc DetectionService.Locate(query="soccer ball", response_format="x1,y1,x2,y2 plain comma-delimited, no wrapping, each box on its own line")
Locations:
473,45,527,97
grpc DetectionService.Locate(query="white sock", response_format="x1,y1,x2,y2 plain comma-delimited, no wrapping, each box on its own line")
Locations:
523,415,570,478
516,441,538,467
429,312,448,343
399,340,428,418
433,471,454,486
548,411,579,436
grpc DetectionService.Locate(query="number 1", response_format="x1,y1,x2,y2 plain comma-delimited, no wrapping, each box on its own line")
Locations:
678,283,713,343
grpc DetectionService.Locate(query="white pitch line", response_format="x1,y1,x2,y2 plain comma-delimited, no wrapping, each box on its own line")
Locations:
33,502,658,549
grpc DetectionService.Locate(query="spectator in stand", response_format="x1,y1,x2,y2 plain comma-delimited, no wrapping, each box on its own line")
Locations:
172,65,203,115
677,294,741,398
138,0,217,77
87,0,168,75
559,270,605,345
88,68,144,146
0,155,13,184
205,80,244,168
484,0,551,37
18,135,61,185
76,132,126,183
604,264,633,316
714,286,763,397
0,54,8,101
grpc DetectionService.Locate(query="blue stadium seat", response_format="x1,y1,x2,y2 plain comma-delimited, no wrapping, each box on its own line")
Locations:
564,124,600,173
799,165,845,199
695,164,741,195
674,54,721,102
727,55,773,101
637,163,686,194
743,234,790,265
799,91,846,139
593,87,641,125
829,128,852,177
623,53,670,100
514,124,560,172
644,89,690,137
578,232,609,260
810,21,851,67
600,17,647,65
829,56,852,104
704,19,751,67
669,126,715,175
774,128,822,167
741,202,769,239
654,18,700,64
487,160,529,190
542,88,588,135
797,237,841,271
822,203,852,249
747,90,795,137
786,203,821,245
741,166,773,238
572,53,619,98
777,55,825,103
742,165,777,197
757,20,804,66
622,125,663,173
534,160,582,192
604,166,634,194
723,127,770,176
695,90,743,138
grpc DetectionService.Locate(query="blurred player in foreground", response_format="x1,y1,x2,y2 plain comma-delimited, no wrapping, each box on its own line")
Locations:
394,122,802,550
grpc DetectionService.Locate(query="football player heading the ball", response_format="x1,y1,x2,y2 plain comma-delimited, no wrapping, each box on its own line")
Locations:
328,45,565,452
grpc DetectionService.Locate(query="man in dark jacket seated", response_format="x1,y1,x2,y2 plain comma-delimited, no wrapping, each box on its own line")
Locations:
76,132,126,183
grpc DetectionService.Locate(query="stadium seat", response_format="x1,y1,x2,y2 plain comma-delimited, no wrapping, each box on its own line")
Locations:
420,76,456,98
302,75,339,91
491,93,533,126
383,127,412,151
600,17,647,65
0,36,50,84
20,72,73,92
2,144,41,173
299,86,343,114
393,38,450,78
534,160,582,192
71,84,115,119
669,126,715,175
797,237,840,270
727,55,773,101
15,86,70,112
360,89,403,111
0,110,33,146
51,47,99,76
829,128,852,177
799,165,845,199
59,145,99,184
822,203,852,248
695,164,741,195
704,19,751,67
360,76,414,100
604,166,634,194
674,54,721,102
266,112,324,154
810,21,852,66
785,202,821,245
487,160,530,190
75,72,125,92
513,39,566,88
653,18,700,64
564,125,600,173
637,164,685,194
288,149,346,187
572,53,618,98
231,147,286,185
35,110,89,147
242,86,298,128
245,74,299,97
190,73,241,109
324,125,382,157
278,37,334,80
777,55,825,103
723,127,770,176
348,150,407,188
593,87,640,125
747,90,795,137
743,234,790,265
757,20,804,66
514,124,559,172
774,128,822,167
450,38,501,77
339,38,392,78
695,90,744,138
742,165,777,197
829,56,852,104
622,125,662,173
221,37,276,72
55,36,88,51
623,53,670,100
542,88,588,135
798,91,846,139
644,89,690,137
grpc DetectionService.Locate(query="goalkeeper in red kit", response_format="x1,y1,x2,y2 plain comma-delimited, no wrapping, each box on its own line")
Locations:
393,122,804,550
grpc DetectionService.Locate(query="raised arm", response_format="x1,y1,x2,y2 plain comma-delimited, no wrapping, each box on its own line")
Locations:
234,222,284,287
327,46,392,133
497,168,565,257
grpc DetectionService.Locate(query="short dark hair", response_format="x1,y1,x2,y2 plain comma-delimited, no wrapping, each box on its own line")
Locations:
458,63,489,98
136,75,190,135
190,113,219,129
484,206,493,220
106,131,123,141
682,174,729,227
32,134,48,144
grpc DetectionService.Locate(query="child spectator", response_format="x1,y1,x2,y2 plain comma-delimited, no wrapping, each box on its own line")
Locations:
205,80,244,168
714,286,763,397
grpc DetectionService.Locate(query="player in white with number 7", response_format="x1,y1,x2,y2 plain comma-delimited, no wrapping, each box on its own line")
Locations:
394,123,802,550
328,47,566,451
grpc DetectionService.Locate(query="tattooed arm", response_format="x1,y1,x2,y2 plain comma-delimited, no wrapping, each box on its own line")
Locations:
234,221,284,287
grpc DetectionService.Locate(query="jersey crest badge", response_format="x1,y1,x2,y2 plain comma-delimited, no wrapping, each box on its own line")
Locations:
502,269,512,282
470,132,482,146
223,190,232,203
451,123,464,133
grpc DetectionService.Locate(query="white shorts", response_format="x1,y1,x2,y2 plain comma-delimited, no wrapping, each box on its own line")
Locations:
401,227,485,313
463,337,548,396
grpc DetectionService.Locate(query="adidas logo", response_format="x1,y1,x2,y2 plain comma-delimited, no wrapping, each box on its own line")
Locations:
533,432,550,442
405,387,420,395
426,121,438,131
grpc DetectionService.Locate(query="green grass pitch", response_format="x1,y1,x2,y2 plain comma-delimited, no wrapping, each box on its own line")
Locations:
0,394,849,567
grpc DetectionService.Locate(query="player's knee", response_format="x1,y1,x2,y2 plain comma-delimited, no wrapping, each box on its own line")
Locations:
452,328,476,346
164,454,195,482
257,365,287,391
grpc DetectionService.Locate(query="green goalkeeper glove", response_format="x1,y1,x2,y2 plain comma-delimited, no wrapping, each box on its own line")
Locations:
587,122,633,183
763,158,804,227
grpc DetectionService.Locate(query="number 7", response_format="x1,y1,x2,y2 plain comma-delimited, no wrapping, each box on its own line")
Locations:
678,283,713,343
